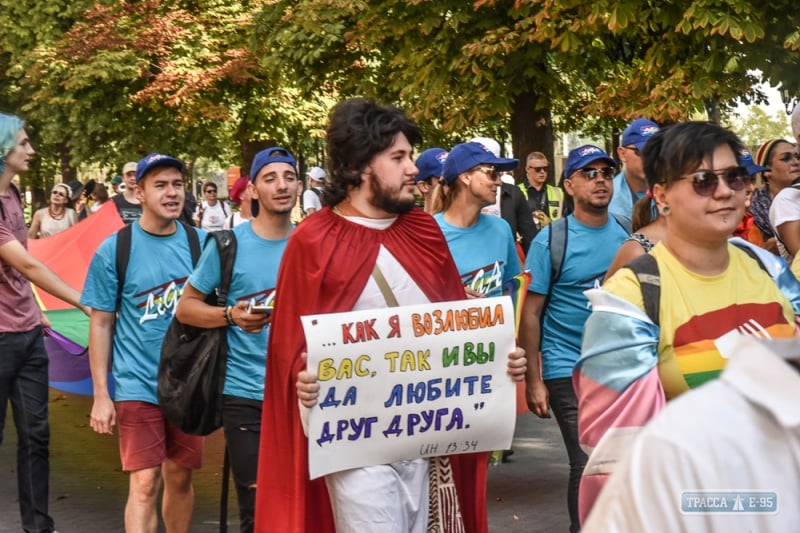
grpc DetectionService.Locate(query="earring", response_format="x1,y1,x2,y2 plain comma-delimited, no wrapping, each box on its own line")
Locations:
660,205,670,215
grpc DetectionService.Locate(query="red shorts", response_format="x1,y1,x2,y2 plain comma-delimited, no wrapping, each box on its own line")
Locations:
116,401,204,472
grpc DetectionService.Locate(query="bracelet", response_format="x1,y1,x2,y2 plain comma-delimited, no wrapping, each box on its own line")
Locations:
224,306,236,326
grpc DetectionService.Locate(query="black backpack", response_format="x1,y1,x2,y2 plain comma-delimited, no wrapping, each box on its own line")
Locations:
157,229,237,435
115,220,201,310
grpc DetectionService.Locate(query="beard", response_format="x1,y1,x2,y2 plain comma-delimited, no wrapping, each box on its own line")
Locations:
573,194,611,215
368,172,415,214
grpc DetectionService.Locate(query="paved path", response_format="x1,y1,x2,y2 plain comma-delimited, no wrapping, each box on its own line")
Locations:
1,390,569,532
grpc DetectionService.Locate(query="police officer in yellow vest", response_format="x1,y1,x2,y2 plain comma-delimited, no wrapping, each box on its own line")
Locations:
519,151,564,233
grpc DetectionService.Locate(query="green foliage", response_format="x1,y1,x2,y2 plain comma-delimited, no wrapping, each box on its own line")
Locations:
726,106,793,147
1,0,799,187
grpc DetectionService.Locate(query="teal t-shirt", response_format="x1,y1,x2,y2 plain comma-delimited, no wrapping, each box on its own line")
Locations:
525,215,628,380
188,222,290,400
81,222,206,404
434,212,521,298
608,171,644,221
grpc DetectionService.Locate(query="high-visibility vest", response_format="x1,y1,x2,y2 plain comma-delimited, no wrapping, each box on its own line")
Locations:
518,183,564,221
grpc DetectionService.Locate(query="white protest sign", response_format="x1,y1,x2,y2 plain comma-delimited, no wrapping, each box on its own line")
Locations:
301,296,516,479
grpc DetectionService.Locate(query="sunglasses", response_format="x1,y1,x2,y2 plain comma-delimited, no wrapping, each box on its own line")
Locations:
622,145,641,156
578,167,615,180
775,152,800,164
473,165,499,179
205,189,217,194
527,166,549,173
51,190,67,197
678,166,751,197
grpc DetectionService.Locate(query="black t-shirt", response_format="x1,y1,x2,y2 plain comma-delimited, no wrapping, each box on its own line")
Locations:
524,185,548,213
112,194,143,225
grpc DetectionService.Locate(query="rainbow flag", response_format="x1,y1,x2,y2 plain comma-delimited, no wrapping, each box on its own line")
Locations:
29,202,124,396
503,271,532,414
503,270,532,341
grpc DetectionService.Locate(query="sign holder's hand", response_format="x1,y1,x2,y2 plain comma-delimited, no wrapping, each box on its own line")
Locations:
296,352,320,408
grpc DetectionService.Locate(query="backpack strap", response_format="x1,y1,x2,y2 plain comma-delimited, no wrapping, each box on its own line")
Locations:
610,213,632,235
624,253,661,326
730,238,769,274
115,221,201,312
539,217,569,340
209,229,237,306
179,220,202,264
548,216,568,286
549,213,630,287
114,223,134,312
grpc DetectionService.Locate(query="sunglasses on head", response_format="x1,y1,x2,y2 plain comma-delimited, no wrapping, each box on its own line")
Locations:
679,166,751,197
578,167,615,180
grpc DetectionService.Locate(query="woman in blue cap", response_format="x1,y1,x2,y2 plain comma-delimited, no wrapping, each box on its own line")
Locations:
433,141,521,298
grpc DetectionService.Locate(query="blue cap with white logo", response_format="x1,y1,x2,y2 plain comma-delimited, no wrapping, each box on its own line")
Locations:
563,145,616,179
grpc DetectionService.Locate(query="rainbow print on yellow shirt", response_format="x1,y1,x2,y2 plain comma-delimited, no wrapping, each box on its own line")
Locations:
671,302,795,390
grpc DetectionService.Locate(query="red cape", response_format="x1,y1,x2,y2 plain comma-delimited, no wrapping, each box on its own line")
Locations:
254,207,489,533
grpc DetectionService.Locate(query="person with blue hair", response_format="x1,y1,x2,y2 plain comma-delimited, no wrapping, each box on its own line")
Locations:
0,112,89,533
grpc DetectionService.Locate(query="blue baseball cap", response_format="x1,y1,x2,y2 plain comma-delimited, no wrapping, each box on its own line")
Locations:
739,147,769,176
249,146,299,217
136,152,184,183
442,142,518,185
250,146,298,182
621,118,660,150
564,145,617,179
415,148,448,182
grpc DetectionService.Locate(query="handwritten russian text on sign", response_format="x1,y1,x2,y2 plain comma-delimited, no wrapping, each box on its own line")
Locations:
302,297,516,479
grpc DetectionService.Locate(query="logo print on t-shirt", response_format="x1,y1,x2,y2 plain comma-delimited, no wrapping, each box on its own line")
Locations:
462,261,504,296
237,288,275,307
135,276,189,324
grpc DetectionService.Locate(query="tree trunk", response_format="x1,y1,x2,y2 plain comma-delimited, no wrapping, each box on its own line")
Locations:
237,119,275,179
58,142,76,182
510,90,555,185
704,98,721,125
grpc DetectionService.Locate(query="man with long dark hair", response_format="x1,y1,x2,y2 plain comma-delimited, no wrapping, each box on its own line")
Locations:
254,98,526,533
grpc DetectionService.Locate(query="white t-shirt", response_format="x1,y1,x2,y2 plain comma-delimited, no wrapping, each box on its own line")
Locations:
583,336,800,532
223,212,248,229
302,187,323,214
768,186,800,259
302,214,431,533
197,200,228,232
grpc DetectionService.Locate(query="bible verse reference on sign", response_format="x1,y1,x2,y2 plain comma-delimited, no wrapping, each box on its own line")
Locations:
301,296,516,479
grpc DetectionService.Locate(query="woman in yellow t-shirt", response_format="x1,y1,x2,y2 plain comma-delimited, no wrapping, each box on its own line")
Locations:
574,121,800,524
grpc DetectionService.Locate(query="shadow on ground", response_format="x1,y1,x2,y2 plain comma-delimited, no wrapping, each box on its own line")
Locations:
1,391,569,532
